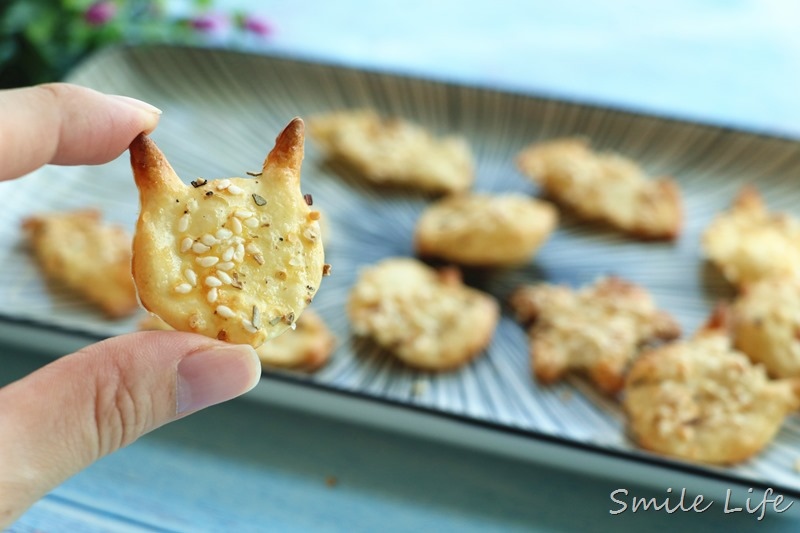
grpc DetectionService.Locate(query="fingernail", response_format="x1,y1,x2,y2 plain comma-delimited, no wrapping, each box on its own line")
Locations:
109,94,162,115
176,344,261,415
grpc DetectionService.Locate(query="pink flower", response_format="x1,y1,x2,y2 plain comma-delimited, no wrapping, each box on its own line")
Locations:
242,15,273,37
190,12,228,33
84,1,116,26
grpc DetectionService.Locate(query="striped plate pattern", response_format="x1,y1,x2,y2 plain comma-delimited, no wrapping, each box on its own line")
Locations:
3,45,800,491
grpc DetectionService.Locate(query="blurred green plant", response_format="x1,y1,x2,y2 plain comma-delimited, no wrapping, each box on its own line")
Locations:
0,0,272,88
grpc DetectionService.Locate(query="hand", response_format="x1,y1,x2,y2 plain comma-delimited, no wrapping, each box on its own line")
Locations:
0,84,262,526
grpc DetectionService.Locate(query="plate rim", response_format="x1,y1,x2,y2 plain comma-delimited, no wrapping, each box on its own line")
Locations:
3,312,798,498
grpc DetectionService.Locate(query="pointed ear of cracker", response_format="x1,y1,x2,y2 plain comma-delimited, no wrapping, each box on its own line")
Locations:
129,133,184,197
263,117,304,178
732,185,764,213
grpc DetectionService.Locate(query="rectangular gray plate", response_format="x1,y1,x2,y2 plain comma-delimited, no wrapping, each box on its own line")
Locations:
3,44,800,495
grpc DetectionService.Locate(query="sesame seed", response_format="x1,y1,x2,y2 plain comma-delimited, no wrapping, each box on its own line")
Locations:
216,228,233,241
200,233,218,246
190,178,208,188
197,256,220,267
253,253,265,265
242,319,258,333
227,184,245,195
216,270,233,284
290,322,297,330
207,287,218,303
216,178,231,190
185,268,198,286
180,237,193,253
303,228,318,241
192,242,211,254
244,217,259,228
222,246,235,262
234,209,254,219
246,243,260,254
187,199,198,212
234,243,245,263
175,283,192,294
205,275,223,287
252,193,267,206
216,305,235,318
252,306,262,329
288,257,301,267
231,217,243,234
178,213,191,232
303,193,313,206
217,261,235,271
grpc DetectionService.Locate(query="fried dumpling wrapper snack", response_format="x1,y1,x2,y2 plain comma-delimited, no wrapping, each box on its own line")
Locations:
516,137,682,240
139,308,335,371
347,258,498,371
130,118,325,348
414,193,558,267
509,276,681,394
309,109,474,195
731,277,800,379
22,209,138,318
702,186,800,289
253,308,335,371
624,308,800,465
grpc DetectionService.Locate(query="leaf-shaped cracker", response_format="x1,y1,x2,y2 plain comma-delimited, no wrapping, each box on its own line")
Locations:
130,118,325,347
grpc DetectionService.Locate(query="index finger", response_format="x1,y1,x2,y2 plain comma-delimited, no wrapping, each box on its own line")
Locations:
0,83,161,182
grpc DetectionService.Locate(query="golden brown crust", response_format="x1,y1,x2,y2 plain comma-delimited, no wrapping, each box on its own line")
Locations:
139,309,335,371
308,109,474,195
509,277,681,394
624,317,800,464
731,277,800,378
22,209,138,318
255,309,335,371
516,137,682,239
347,258,499,370
414,193,558,266
702,186,800,288
130,118,325,347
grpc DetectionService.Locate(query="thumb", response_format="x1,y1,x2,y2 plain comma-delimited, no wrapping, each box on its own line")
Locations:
0,331,260,526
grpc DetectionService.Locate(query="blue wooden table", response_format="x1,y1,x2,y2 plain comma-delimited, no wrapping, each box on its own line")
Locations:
6,1,800,530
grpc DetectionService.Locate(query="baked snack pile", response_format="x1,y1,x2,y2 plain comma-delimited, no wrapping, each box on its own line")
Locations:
703,186,800,288
22,209,138,318
414,193,558,267
516,137,682,239
308,109,474,194
139,309,335,371
624,310,800,464
509,277,681,394
731,277,800,379
347,258,498,370
130,118,325,347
